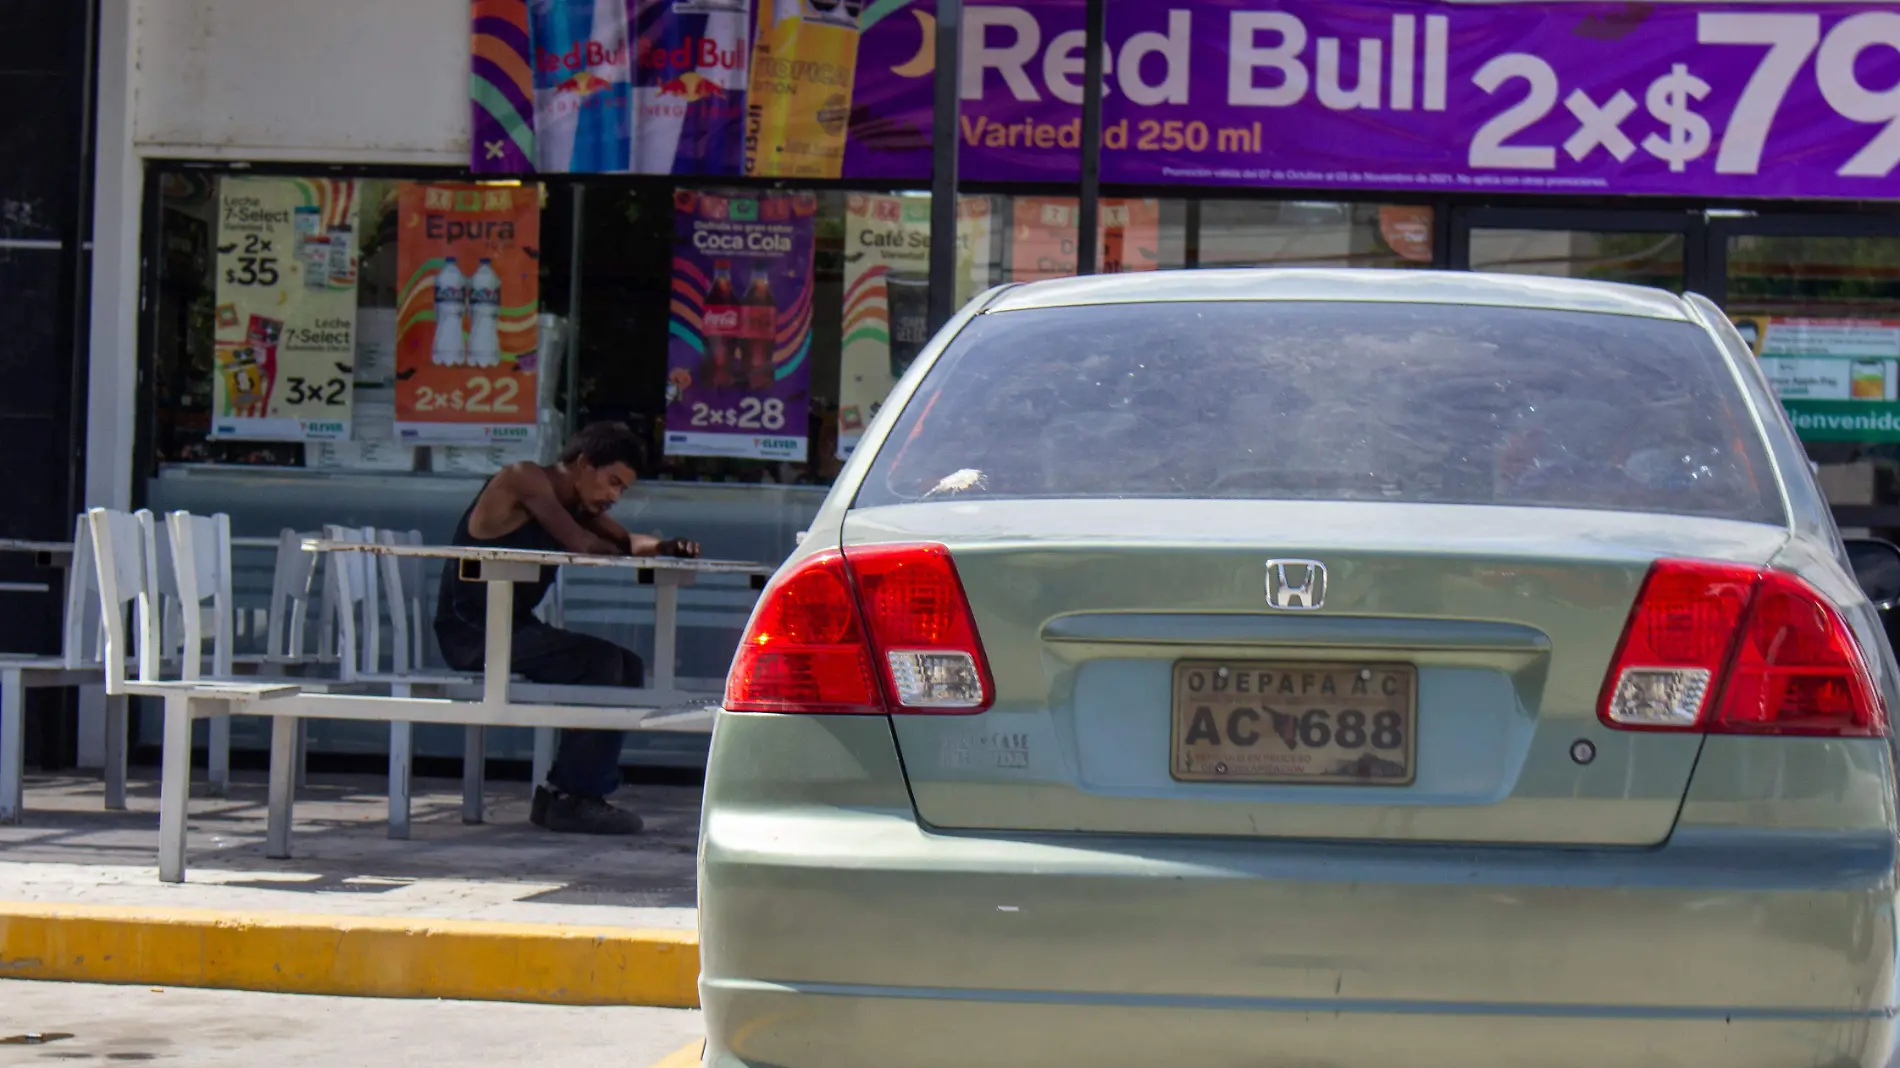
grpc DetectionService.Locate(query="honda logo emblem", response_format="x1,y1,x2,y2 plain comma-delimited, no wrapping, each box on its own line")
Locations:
1265,560,1327,611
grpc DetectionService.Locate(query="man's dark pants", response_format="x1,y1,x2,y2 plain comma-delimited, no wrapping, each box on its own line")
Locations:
436,620,644,800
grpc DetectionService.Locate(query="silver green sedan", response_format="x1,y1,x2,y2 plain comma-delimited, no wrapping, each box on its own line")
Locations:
699,269,1900,1067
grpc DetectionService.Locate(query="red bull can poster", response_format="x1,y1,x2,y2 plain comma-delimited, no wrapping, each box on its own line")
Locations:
664,188,816,461
633,0,750,174
531,0,633,172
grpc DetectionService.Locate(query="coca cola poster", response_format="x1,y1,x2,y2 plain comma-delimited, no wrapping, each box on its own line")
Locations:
663,188,817,461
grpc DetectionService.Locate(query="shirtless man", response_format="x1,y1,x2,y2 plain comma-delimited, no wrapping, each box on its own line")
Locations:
434,422,699,836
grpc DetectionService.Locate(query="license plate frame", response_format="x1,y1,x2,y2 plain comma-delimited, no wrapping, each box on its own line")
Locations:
1170,660,1418,786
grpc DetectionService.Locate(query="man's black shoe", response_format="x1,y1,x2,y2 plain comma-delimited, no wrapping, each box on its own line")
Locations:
530,785,554,828
541,792,644,836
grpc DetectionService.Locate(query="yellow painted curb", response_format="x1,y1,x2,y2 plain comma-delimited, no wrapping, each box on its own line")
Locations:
0,901,700,1007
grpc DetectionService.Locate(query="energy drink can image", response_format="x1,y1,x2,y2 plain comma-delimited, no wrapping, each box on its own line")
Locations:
532,0,633,172
745,0,864,178
1852,360,1887,400
633,0,750,174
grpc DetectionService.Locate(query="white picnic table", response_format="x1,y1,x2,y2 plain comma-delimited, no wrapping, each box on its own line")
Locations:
0,538,75,594
135,540,780,879
299,538,773,702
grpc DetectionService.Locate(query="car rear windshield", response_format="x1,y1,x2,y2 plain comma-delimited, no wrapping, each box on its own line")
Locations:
856,300,1785,525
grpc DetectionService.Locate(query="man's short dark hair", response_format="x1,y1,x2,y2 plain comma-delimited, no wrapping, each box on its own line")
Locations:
559,422,646,472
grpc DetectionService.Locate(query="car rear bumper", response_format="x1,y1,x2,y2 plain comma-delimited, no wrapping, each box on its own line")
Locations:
699,714,1900,1068
701,984,1893,1068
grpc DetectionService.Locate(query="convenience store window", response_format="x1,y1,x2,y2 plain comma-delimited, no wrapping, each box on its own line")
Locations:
150,182,1457,501
1198,201,1435,269
1721,230,1900,533
149,179,1207,491
151,174,579,475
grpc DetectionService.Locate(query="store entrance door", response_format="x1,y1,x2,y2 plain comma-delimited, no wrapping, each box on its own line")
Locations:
1448,207,1705,292
1707,216,1900,536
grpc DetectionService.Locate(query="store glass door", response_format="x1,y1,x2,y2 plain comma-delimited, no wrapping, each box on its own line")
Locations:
1450,208,1704,292
1709,217,1900,536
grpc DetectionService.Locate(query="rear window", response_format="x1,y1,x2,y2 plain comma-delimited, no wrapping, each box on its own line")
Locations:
856,300,1784,524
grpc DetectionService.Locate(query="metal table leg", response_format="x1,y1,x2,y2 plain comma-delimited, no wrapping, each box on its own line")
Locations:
0,668,22,824
266,713,297,859
157,694,194,884
102,693,127,811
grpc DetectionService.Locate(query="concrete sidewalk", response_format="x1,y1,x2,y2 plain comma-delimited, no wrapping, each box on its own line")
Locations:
0,773,702,1006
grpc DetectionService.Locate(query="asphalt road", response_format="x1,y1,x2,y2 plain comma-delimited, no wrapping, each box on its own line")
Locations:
0,980,702,1067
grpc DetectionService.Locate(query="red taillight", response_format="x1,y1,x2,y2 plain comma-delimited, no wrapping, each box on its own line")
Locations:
725,543,993,715
1599,560,1887,737
724,551,883,715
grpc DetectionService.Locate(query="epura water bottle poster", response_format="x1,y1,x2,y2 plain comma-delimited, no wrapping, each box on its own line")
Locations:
663,188,816,461
393,183,542,444
210,177,360,442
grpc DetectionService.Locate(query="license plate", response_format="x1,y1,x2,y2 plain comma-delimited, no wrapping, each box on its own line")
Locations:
1171,661,1417,785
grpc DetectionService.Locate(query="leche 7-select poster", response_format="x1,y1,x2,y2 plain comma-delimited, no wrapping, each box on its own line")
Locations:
393,184,542,445
211,177,361,442
664,188,817,461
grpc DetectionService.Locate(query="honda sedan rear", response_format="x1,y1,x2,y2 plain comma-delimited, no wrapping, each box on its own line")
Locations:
699,270,1900,1067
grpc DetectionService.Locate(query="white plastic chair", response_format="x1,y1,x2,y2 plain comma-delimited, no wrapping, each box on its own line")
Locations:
166,511,237,796
0,513,124,824
352,527,478,837
88,507,300,883
263,528,324,666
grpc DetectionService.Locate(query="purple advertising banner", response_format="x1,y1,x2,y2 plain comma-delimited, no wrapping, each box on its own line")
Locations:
663,188,817,462
850,0,1900,197
478,1,1900,200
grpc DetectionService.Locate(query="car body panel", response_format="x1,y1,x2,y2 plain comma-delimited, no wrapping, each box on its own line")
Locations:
843,500,1789,846
700,270,1900,1066
699,714,1899,1068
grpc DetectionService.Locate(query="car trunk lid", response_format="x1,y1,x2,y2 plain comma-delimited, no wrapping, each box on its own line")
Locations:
845,499,1789,846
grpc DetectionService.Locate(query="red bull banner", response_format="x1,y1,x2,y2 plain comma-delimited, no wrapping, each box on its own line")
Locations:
211,177,361,443
476,0,1900,200
663,189,817,461
393,183,543,445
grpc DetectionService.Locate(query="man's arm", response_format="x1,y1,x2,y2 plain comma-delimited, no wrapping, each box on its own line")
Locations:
500,463,621,555
583,512,700,558
580,511,637,555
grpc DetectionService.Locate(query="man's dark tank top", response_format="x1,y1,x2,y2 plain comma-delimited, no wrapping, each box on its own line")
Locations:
435,477,564,633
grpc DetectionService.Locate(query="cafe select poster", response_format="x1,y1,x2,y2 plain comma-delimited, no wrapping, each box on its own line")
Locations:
663,188,816,462
393,183,541,445
837,193,994,458
211,177,361,442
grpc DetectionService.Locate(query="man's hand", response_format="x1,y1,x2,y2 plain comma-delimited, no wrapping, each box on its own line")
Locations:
625,534,700,558
656,537,701,559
